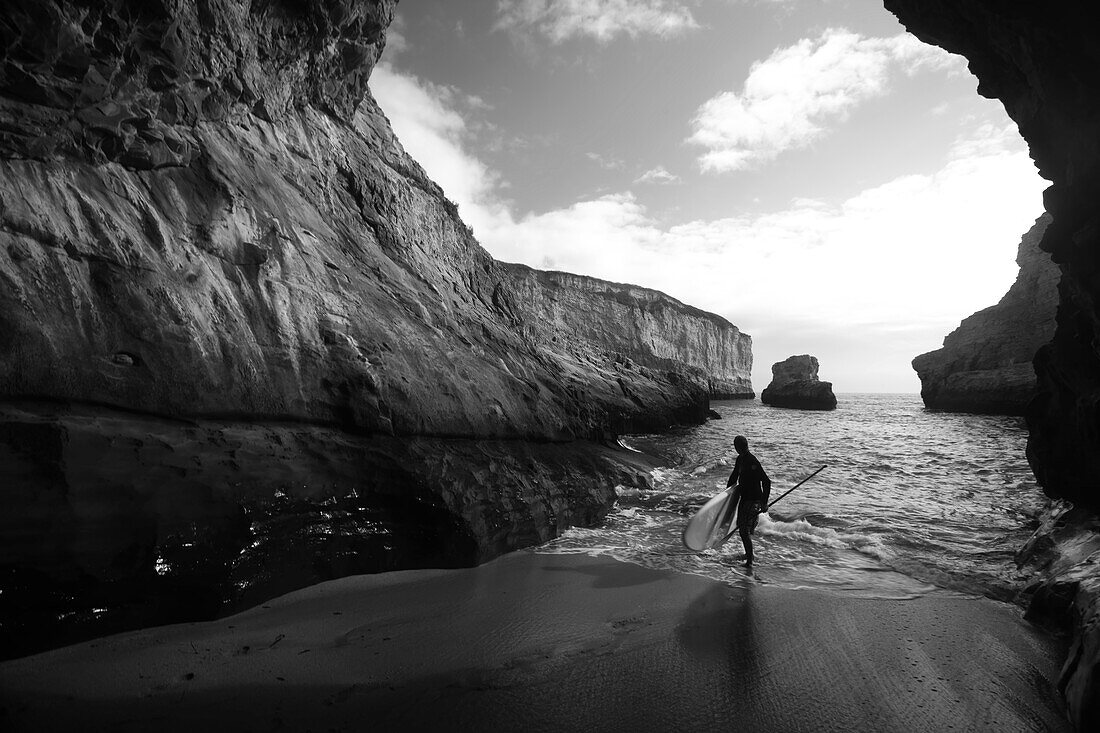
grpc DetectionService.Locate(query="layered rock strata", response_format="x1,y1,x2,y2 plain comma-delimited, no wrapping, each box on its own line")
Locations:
760,355,837,411
912,214,1057,415
0,0,718,657
885,2,1100,726
500,263,754,400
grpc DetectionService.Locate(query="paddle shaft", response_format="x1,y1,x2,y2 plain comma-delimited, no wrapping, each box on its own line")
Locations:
767,464,827,509
716,464,827,546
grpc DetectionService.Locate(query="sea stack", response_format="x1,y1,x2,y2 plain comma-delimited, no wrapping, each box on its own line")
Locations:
761,355,837,410
911,214,1057,415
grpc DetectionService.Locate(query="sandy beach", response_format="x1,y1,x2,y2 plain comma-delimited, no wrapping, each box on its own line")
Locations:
0,553,1069,732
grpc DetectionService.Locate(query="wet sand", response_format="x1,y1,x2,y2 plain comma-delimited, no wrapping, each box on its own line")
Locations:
0,553,1069,732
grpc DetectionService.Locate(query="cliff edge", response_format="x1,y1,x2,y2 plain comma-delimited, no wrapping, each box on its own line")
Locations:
912,214,1057,415
501,263,754,400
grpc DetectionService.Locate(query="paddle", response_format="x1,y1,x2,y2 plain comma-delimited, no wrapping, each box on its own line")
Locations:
717,464,827,545
766,464,828,510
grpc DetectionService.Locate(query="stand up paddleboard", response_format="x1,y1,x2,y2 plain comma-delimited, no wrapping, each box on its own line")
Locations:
682,489,738,551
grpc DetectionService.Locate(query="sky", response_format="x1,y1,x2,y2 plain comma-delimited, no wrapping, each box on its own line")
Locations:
368,0,1049,393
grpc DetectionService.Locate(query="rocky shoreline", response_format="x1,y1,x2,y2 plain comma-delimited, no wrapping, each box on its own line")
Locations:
1015,501,1100,728
0,1,1097,726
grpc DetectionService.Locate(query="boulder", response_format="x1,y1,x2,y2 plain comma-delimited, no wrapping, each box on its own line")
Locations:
760,355,837,410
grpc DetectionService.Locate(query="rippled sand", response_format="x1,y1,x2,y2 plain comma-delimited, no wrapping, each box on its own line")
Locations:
0,553,1068,732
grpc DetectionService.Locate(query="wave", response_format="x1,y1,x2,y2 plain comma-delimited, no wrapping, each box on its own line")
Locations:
756,515,894,562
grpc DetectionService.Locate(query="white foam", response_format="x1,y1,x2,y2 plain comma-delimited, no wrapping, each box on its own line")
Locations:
757,515,893,561
649,467,683,486
616,437,644,453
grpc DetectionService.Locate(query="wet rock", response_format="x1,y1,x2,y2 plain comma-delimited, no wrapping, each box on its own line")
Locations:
1013,500,1100,728
0,401,653,658
761,355,837,410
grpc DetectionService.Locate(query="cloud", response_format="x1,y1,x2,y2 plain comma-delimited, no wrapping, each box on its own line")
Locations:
371,63,1046,392
634,166,682,185
367,63,509,238
587,151,625,170
383,13,408,57
688,28,964,172
495,0,698,43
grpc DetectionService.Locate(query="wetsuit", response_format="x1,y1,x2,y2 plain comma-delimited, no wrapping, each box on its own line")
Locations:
721,451,772,562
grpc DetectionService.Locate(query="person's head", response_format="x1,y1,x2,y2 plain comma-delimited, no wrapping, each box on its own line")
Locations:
733,435,748,454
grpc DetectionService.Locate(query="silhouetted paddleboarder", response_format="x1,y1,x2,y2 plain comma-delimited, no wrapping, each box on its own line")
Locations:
719,435,771,566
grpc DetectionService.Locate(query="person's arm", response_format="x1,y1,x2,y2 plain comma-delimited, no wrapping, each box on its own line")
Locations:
726,456,742,489
760,463,772,507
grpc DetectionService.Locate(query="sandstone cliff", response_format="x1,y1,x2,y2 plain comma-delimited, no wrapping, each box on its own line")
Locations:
760,355,837,411
500,263,754,400
0,0,722,657
912,214,1057,415
885,3,1100,726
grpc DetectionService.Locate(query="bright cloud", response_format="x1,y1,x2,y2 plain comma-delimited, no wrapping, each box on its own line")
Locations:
367,63,509,239
689,28,964,172
635,166,682,185
385,13,408,56
495,0,698,43
371,63,1046,392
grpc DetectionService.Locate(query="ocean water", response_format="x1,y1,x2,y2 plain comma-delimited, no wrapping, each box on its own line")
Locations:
534,394,1047,601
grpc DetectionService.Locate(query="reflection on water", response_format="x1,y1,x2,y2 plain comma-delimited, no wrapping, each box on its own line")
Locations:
535,394,1045,601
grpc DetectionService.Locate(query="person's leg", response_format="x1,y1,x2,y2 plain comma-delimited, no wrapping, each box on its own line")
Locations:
739,525,754,564
737,502,760,564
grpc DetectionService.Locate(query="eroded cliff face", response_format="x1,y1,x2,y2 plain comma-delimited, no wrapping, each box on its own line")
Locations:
501,263,754,400
0,0,705,657
912,214,1057,415
885,2,1100,726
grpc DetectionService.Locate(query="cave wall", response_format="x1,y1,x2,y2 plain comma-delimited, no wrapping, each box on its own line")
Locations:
884,0,1100,512
0,0,718,655
885,2,1100,727
501,262,754,399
